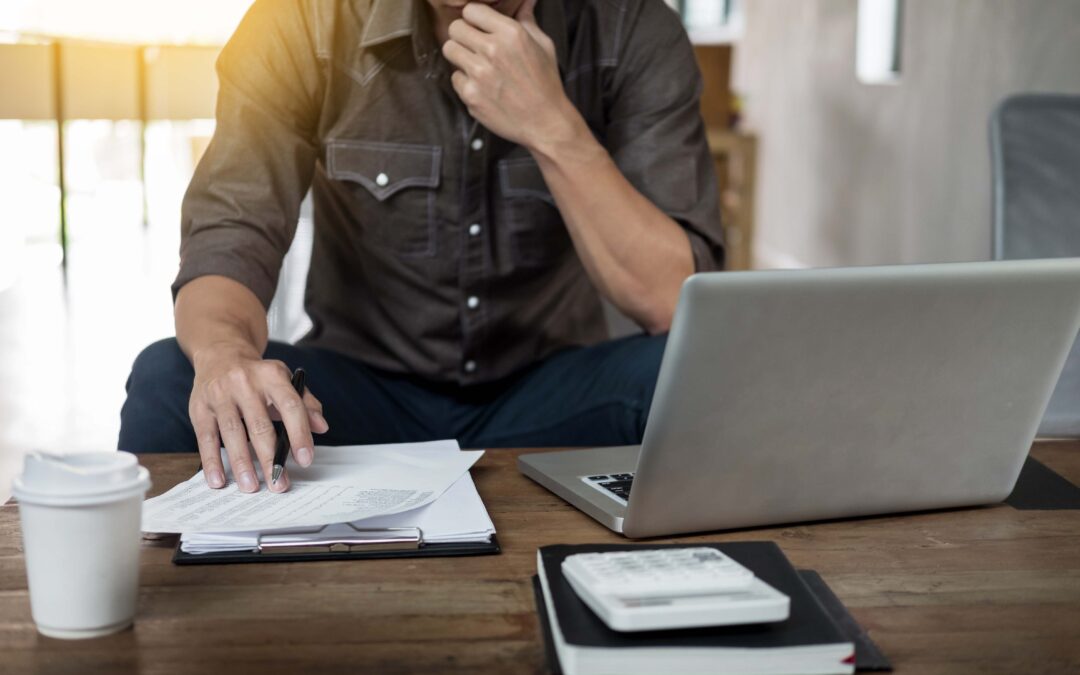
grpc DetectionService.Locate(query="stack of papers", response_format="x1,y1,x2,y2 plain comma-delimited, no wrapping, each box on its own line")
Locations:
181,472,494,553
141,440,495,554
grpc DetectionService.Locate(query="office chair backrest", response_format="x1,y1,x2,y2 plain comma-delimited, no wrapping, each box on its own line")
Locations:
992,94,1080,436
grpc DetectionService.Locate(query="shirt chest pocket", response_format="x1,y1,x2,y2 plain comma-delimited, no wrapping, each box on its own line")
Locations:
498,157,571,267
326,140,442,256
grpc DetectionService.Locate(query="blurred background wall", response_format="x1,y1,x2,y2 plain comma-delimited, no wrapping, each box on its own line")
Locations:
736,0,1080,268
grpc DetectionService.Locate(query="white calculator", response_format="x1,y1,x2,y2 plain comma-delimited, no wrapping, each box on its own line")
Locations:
561,547,790,632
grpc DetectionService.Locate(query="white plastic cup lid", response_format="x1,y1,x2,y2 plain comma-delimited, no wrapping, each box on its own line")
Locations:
12,451,151,507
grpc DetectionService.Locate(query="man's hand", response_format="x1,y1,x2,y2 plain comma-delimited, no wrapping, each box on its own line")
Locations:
189,344,328,494
442,0,576,151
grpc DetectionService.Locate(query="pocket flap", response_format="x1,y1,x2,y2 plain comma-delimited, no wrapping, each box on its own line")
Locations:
327,140,441,201
498,157,556,206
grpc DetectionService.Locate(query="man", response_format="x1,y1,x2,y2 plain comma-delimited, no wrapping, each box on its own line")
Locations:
119,0,724,493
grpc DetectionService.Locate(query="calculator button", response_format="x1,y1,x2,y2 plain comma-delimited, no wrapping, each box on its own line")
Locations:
563,548,756,599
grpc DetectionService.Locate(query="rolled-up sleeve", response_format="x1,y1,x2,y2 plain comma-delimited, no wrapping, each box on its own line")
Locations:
173,0,324,308
602,2,725,272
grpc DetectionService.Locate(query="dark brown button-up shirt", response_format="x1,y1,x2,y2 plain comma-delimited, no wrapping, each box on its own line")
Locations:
175,0,724,385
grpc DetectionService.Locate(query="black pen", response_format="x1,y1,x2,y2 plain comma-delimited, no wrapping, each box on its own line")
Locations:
271,368,306,486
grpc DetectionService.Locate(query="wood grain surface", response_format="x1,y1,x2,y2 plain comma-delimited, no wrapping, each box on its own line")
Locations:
2,442,1079,675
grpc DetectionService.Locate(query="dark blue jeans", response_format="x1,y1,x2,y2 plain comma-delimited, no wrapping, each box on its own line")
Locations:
118,333,667,453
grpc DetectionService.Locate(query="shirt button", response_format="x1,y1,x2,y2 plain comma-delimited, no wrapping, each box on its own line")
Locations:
467,296,480,309
375,172,389,187
468,223,482,237
464,360,477,373
471,138,484,152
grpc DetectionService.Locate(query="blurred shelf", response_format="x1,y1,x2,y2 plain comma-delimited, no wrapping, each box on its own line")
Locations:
707,130,757,272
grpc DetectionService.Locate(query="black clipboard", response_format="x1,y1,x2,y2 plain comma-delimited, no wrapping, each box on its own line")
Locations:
172,525,500,565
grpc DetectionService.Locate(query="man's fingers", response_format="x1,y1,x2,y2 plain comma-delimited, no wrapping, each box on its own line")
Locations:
267,390,328,433
216,407,259,493
191,403,226,489
442,38,485,76
310,410,329,434
194,358,319,496
515,0,539,23
447,17,490,55
517,0,549,46
231,378,279,467
236,394,287,493
267,383,315,468
256,441,289,494
305,391,330,434
451,70,478,107
461,2,516,33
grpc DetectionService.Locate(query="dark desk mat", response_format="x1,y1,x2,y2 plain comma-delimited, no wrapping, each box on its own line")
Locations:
532,570,891,673
1005,456,1080,510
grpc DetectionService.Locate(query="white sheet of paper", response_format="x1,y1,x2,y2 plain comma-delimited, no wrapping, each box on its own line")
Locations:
179,472,495,553
141,440,483,534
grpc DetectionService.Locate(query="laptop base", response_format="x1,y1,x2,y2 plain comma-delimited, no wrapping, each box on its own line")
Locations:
518,446,640,534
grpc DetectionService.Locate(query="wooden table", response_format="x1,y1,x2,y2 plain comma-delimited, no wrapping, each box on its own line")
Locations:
3,443,1080,674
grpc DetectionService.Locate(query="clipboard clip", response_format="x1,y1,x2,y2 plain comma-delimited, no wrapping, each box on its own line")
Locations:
257,525,423,554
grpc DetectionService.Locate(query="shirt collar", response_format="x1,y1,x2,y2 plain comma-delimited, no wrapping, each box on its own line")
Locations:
359,0,569,73
359,0,417,49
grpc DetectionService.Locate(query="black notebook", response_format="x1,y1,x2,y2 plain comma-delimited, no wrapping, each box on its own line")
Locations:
536,542,856,675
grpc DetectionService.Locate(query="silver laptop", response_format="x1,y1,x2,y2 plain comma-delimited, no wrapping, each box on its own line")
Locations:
518,259,1080,538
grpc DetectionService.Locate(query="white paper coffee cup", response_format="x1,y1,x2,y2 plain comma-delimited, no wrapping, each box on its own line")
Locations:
13,451,151,639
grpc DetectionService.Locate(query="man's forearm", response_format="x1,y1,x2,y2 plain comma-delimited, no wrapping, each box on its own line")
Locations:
529,104,694,334
175,275,270,367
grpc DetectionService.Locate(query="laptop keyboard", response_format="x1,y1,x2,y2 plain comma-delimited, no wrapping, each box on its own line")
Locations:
582,473,636,504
